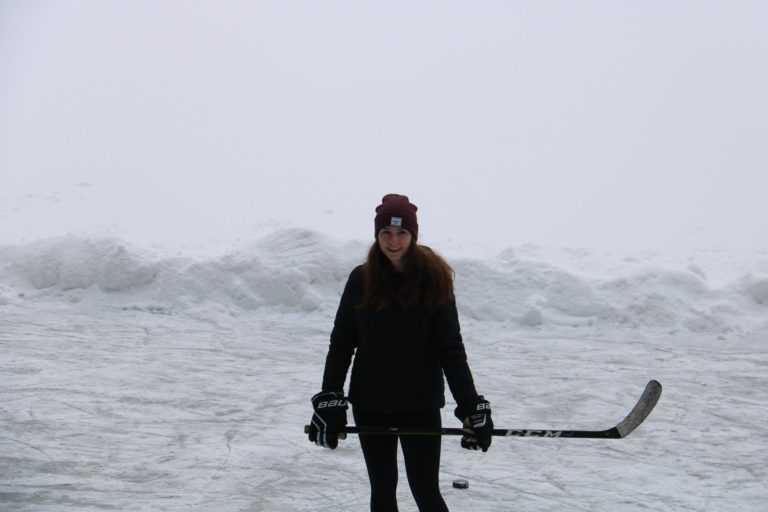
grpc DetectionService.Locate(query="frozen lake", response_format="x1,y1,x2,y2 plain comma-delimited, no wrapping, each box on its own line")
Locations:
1,231,766,511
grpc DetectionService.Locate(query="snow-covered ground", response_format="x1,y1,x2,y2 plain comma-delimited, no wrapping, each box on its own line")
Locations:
1,229,766,511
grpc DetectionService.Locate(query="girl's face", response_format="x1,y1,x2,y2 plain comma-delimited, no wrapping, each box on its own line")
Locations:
377,226,413,270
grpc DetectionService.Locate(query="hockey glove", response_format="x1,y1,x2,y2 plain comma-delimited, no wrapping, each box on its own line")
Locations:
455,395,493,452
308,391,348,449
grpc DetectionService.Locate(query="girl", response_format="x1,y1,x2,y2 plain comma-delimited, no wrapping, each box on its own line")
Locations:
308,194,493,512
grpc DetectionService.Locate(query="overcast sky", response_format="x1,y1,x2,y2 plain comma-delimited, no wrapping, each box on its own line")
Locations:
1,1,766,252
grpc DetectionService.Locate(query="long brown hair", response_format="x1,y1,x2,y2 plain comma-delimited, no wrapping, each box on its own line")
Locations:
360,242,455,311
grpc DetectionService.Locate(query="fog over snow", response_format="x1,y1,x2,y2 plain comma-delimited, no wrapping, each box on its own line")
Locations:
1,1,767,253
1,2,767,511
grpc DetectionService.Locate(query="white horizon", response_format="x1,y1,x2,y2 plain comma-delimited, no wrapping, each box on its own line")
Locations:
2,1,767,253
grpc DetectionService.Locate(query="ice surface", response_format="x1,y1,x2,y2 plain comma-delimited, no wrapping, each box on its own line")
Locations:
1,229,767,511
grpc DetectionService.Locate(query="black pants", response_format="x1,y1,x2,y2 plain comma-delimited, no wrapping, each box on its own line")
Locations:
353,408,449,512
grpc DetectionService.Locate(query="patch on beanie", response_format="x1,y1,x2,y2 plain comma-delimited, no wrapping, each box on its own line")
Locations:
390,217,403,227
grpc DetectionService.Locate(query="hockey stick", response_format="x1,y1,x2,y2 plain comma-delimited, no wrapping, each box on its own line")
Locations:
304,379,662,439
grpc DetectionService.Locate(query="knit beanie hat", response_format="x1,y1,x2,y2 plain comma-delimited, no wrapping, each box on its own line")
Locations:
374,194,419,240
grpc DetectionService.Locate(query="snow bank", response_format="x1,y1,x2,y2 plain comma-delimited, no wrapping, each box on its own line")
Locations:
1,229,765,334
0,229,368,314
4,236,159,292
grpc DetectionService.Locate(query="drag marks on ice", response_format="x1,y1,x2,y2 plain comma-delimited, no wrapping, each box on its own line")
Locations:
1,308,338,510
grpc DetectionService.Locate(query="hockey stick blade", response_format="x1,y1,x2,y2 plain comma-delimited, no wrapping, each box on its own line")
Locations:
303,380,662,440
612,378,662,438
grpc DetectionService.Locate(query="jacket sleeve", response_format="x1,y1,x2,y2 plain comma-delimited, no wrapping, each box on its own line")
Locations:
320,267,361,393
432,299,480,410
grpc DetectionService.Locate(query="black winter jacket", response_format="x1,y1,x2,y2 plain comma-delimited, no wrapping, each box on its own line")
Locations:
321,265,479,414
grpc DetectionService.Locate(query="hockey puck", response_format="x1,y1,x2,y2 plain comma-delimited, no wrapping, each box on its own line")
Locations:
452,479,469,489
